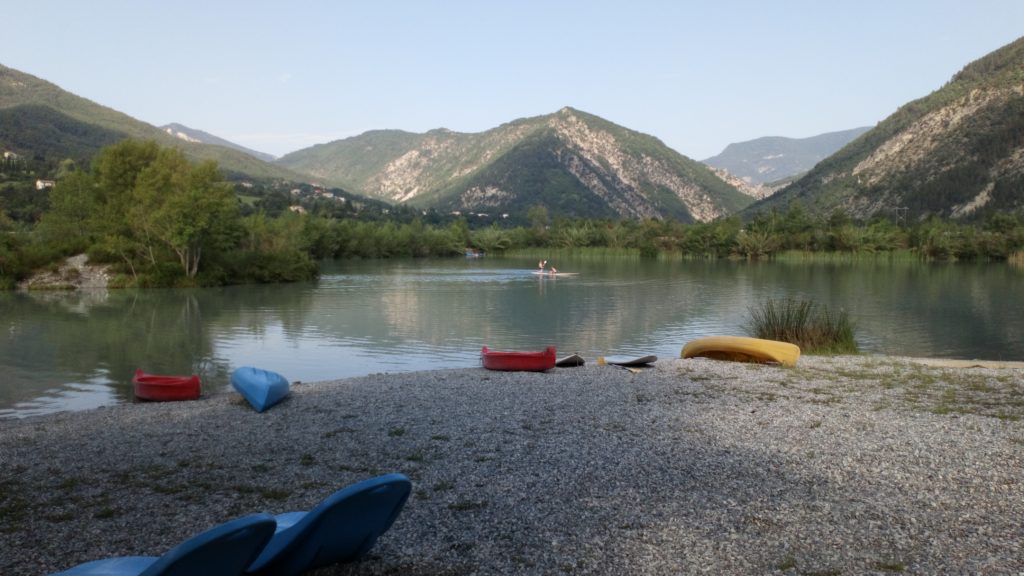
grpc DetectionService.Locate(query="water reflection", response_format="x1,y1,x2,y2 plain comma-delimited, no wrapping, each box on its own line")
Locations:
2,256,1022,417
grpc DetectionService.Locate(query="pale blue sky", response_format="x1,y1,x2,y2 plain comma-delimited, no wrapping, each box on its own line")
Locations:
4,1,1022,159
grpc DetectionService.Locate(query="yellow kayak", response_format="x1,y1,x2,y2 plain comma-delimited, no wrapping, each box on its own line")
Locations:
681,336,800,367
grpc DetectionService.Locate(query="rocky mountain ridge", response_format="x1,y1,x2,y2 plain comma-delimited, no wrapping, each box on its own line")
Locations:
7,33,1023,226
750,36,1024,220
278,107,751,222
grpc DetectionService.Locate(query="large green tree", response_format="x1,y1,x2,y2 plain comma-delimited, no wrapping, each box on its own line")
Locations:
130,148,240,278
35,170,96,252
92,139,161,238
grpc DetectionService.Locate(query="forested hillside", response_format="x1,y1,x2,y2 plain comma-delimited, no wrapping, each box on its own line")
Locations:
0,64,301,181
0,104,124,165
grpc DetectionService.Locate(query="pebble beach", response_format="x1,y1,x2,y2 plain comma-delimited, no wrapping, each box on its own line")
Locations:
2,355,1022,575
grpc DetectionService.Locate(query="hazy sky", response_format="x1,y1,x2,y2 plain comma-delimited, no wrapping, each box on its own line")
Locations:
4,1,1022,159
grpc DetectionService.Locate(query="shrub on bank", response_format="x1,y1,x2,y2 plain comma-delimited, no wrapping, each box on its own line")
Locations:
747,298,858,354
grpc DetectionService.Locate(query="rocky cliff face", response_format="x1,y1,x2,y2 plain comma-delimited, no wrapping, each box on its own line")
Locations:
544,111,728,221
749,37,1024,220
278,108,751,222
848,85,1023,217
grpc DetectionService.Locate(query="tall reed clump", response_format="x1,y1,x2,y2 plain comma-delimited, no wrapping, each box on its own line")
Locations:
1010,251,1024,268
747,298,858,354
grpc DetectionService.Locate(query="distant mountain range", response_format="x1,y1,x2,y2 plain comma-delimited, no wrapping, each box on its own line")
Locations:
1,63,750,222
277,107,753,222
703,127,871,185
749,36,1024,220
5,34,1024,223
160,123,276,163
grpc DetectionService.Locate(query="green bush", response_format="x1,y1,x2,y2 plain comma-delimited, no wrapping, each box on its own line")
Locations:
747,298,858,354
228,250,319,284
131,261,187,288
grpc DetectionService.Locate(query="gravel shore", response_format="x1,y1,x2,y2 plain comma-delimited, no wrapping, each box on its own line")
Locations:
2,355,1022,575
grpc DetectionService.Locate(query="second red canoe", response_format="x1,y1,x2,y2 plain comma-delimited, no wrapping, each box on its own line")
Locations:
481,346,557,372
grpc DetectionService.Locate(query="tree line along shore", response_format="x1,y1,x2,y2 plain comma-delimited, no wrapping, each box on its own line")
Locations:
3,140,1023,290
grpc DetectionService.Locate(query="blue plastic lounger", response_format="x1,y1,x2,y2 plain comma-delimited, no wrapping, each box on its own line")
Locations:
246,473,412,576
230,366,290,412
50,512,276,576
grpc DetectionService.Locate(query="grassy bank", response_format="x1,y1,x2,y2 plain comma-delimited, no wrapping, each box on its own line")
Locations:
504,247,642,260
1010,251,1024,267
773,249,921,262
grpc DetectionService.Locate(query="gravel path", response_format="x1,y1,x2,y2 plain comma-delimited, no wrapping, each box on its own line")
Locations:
2,355,1022,575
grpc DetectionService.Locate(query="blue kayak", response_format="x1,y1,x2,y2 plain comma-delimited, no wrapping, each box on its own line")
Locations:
230,367,289,412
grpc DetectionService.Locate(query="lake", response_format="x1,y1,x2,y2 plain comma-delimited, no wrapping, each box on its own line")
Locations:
2,254,1022,418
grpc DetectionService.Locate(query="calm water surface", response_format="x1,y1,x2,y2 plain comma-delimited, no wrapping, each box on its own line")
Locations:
2,255,1022,418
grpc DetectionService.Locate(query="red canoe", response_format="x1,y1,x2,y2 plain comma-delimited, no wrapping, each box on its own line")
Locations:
481,346,556,372
133,369,201,402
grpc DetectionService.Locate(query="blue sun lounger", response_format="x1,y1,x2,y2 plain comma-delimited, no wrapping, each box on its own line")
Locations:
50,513,276,576
245,473,412,576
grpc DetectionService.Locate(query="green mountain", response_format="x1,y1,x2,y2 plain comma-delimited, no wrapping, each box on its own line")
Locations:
278,107,752,222
0,63,299,181
703,127,871,185
748,36,1024,220
0,104,125,164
